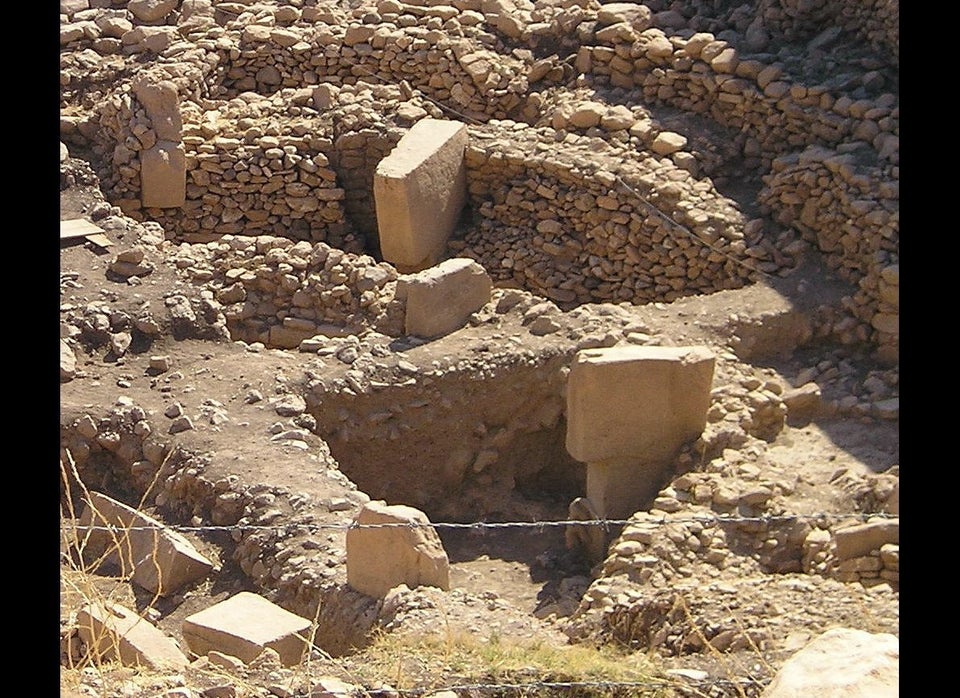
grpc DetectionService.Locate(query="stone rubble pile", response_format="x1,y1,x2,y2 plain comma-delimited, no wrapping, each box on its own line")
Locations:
166,234,404,345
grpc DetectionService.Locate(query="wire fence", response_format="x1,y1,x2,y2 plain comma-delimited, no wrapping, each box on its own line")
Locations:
60,492,895,697
60,509,897,535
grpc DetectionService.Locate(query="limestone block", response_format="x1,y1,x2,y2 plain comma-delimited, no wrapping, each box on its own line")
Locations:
181,592,312,666
761,628,898,697
346,501,450,598
141,141,186,208
781,382,821,424
77,602,189,671
650,131,687,155
374,119,468,270
128,0,179,24
60,339,77,381
597,3,652,30
61,0,90,15
833,519,899,561
269,323,316,349
398,257,492,338
565,346,716,464
78,491,214,597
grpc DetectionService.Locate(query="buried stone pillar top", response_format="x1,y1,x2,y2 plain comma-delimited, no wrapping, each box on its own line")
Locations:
374,118,468,272
565,345,716,465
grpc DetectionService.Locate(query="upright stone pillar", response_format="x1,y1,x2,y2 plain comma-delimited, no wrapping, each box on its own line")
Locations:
374,118,468,272
565,345,715,520
133,77,185,208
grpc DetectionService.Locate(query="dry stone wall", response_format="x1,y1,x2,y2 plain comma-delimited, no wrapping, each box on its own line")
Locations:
458,120,774,307
578,14,898,170
758,145,899,361
60,0,899,360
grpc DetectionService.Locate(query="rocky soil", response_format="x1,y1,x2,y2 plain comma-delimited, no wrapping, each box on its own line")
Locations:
60,1,898,696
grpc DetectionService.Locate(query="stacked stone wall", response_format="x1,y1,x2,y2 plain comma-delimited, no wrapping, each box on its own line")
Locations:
758,145,899,361
458,122,777,307
579,26,898,170
638,0,898,64
204,7,531,122
60,0,898,358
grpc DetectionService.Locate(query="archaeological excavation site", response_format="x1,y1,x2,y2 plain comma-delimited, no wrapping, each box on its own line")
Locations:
59,0,899,696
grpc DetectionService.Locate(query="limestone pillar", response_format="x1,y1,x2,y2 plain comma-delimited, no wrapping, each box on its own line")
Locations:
374,118,468,272
565,345,715,520
133,77,185,208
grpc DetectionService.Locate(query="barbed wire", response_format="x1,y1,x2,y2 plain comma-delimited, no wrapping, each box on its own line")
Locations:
60,510,897,535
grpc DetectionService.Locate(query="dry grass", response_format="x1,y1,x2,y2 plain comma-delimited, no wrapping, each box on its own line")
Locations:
338,629,676,696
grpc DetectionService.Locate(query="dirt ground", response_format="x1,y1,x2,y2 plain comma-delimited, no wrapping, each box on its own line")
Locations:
59,154,898,697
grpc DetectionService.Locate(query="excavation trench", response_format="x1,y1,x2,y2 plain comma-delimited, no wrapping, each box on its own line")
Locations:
60,326,624,658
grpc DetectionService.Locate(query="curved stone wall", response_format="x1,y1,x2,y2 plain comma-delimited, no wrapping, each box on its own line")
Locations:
60,0,899,360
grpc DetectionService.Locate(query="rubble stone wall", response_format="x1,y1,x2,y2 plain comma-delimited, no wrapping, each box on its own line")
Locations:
458,121,773,307
60,0,898,358
758,145,899,361
580,22,898,170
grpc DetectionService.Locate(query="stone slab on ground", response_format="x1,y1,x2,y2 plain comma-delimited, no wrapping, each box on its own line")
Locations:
398,257,492,338
181,591,312,666
77,491,215,597
77,602,189,671
833,519,899,560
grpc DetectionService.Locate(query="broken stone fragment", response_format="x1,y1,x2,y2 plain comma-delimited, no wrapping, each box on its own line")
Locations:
77,602,188,671
346,500,450,598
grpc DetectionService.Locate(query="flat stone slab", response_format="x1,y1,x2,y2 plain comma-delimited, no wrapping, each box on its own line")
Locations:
833,519,899,561
77,491,215,597
77,602,189,671
398,257,492,338
181,591,312,666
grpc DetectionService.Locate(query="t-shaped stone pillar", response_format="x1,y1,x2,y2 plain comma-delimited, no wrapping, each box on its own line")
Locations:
373,118,468,272
565,345,715,520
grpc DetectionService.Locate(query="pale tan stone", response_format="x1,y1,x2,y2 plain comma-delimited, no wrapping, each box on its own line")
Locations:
182,592,311,666
141,141,186,208
762,628,898,697
78,602,188,671
78,491,214,597
346,501,450,598
374,118,468,270
399,258,492,338
566,346,715,518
